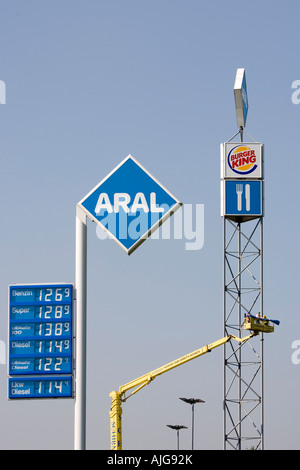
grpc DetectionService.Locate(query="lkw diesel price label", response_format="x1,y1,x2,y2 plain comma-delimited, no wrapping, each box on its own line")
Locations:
8,376,73,399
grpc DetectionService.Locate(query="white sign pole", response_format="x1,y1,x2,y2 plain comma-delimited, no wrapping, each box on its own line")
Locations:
74,205,87,450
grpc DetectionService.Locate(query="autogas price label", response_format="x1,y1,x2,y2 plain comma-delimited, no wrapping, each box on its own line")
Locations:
8,284,74,399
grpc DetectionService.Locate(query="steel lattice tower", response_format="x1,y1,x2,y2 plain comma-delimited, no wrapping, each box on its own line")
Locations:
222,212,264,450
221,70,265,450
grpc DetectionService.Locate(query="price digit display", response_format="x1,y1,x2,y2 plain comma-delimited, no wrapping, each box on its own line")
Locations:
8,284,74,399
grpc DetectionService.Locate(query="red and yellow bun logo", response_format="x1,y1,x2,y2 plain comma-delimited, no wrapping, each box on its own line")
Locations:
227,145,257,175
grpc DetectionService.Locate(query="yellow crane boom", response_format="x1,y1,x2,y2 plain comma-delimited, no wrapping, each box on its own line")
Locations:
109,332,257,450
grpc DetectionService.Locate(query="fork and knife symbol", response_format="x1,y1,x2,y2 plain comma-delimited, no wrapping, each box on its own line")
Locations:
236,184,250,211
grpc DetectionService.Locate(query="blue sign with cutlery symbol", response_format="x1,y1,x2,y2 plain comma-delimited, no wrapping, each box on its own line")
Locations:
225,180,262,218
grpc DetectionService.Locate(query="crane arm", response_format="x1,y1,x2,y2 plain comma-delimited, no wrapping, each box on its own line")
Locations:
118,333,256,400
109,332,257,450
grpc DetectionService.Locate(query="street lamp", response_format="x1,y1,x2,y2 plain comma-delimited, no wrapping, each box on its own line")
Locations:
166,425,188,450
179,398,205,450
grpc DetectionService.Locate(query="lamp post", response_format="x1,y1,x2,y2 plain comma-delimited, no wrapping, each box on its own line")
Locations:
179,398,205,450
166,425,188,450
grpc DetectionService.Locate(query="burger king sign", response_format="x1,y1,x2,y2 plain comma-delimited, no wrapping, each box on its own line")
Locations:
220,142,263,179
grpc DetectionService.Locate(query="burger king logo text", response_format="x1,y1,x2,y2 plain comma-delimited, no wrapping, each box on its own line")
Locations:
227,145,258,175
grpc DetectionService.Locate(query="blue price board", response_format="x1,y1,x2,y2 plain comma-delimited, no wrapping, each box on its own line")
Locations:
8,284,74,398
8,376,73,399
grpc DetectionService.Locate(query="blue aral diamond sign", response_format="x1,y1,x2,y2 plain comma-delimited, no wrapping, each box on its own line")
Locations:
78,155,182,255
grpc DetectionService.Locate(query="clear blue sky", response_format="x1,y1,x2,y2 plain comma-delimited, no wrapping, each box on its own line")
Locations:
0,0,299,449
